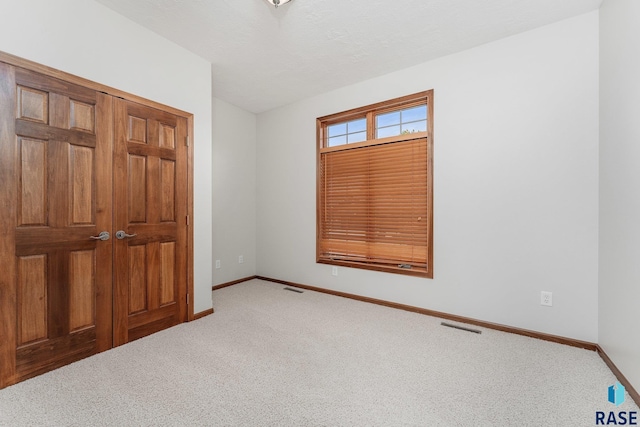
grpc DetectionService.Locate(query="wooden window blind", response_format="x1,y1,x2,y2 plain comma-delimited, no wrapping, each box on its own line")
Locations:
317,90,433,278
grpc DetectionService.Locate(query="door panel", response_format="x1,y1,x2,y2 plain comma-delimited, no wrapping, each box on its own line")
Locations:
17,255,47,345
0,66,113,386
113,99,187,346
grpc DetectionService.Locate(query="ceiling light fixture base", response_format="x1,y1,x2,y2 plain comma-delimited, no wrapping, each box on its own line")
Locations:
265,0,293,8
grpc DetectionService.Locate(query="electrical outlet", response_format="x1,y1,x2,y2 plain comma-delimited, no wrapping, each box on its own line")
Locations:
541,291,553,307
215,260,221,269
238,255,244,264
332,266,338,276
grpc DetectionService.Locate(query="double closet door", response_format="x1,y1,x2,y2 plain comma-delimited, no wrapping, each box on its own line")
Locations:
0,62,189,388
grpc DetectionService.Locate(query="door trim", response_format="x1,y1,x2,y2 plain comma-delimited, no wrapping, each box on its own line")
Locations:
0,61,18,389
187,115,195,319
0,51,192,118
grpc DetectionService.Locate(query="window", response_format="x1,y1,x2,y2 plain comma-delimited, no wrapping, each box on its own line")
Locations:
317,90,433,278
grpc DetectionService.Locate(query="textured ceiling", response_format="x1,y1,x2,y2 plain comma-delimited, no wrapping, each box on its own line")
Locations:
94,0,602,113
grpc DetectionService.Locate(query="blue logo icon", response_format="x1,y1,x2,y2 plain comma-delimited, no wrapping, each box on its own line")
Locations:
596,382,636,425
608,381,626,407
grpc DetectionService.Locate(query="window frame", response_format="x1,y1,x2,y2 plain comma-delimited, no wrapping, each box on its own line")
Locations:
316,90,434,278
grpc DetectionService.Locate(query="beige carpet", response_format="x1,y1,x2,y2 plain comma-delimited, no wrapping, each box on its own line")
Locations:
0,279,637,426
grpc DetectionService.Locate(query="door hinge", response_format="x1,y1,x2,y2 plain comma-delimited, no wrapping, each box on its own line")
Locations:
186,294,189,305
186,215,190,226
185,135,190,147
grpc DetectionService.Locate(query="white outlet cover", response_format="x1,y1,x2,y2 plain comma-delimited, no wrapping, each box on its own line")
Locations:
332,266,338,276
215,260,221,269
541,291,553,307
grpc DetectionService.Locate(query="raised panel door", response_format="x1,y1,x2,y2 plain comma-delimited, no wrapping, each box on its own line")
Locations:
0,65,113,387
113,99,188,346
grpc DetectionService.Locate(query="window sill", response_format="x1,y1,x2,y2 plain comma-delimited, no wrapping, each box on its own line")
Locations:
317,258,432,278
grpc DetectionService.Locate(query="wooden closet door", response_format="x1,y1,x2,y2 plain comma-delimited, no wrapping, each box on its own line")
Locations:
0,64,113,387
113,98,188,346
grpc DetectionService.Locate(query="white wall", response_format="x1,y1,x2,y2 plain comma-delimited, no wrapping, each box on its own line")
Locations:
257,12,600,342
212,97,257,284
0,0,213,314
599,0,640,393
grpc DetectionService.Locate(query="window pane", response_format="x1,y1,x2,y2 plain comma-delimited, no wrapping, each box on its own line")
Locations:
376,111,400,128
348,131,366,143
401,105,427,123
328,135,347,147
376,105,428,139
327,118,367,147
377,125,401,138
347,118,366,133
328,123,347,137
401,120,427,134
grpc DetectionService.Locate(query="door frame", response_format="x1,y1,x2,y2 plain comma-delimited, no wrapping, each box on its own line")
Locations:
0,50,195,388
